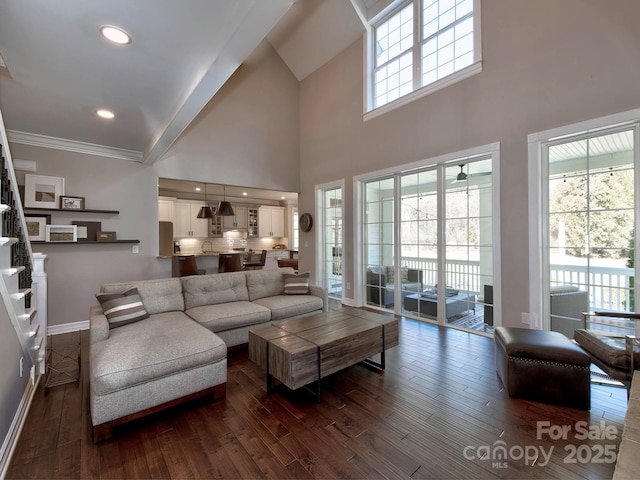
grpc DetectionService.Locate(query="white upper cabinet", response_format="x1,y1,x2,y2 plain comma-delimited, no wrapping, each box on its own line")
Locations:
222,205,248,230
173,201,209,237
158,197,174,222
258,206,284,237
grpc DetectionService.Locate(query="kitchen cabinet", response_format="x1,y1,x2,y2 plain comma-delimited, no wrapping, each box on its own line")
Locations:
210,216,223,237
158,197,174,222
222,205,248,230
173,201,209,237
248,207,259,237
258,206,284,237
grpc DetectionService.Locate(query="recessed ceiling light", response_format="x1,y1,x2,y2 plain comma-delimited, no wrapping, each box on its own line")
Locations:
195,187,201,191
281,196,285,200
242,192,248,196
99,25,132,45
96,109,115,119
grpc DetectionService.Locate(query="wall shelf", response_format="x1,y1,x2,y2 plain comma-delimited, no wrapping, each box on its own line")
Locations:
32,240,139,245
24,207,119,214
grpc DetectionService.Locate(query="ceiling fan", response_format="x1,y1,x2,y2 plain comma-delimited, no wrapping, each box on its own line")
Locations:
451,164,491,184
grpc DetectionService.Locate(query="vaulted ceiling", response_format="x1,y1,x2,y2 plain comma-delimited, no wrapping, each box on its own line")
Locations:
0,0,377,165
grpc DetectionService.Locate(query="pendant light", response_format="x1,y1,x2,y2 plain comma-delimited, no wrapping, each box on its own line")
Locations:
215,185,235,216
196,183,214,218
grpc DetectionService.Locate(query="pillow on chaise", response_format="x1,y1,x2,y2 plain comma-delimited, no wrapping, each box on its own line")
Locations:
96,287,149,329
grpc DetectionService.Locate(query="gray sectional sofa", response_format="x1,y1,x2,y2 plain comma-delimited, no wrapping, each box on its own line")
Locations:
89,267,327,442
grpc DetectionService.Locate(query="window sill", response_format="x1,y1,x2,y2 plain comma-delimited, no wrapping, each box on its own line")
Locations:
364,61,483,122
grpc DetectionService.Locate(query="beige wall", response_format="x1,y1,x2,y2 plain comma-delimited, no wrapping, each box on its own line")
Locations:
9,40,300,328
155,40,300,191
9,1,640,329
298,0,640,326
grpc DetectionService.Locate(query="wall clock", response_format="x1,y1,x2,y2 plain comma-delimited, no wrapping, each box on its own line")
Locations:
299,213,313,232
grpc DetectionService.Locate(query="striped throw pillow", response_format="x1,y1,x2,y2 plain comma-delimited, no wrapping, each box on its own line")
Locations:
283,273,310,295
96,288,149,329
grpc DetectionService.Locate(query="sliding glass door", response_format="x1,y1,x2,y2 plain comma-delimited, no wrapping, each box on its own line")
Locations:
363,150,497,332
442,159,493,329
364,178,395,310
399,169,438,314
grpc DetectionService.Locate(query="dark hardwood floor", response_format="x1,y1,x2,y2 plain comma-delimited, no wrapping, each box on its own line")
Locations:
7,307,627,479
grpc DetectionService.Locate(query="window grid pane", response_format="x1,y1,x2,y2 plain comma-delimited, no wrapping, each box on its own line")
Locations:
375,51,413,107
375,4,413,67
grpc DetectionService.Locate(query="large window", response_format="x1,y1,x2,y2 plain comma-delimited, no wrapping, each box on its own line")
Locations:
547,129,636,336
529,110,640,337
369,0,481,113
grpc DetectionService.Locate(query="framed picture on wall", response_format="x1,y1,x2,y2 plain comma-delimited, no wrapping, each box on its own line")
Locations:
46,225,77,242
24,214,51,242
60,195,85,210
72,221,101,242
24,174,65,209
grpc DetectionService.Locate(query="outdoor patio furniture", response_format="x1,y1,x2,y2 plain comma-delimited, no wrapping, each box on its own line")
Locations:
549,285,589,338
403,291,475,319
366,266,422,308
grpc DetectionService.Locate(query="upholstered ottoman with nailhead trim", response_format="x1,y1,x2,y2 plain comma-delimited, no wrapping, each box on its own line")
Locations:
495,326,591,410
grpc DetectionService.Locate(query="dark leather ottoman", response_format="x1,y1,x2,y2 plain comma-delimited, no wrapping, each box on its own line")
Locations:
494,327,591,410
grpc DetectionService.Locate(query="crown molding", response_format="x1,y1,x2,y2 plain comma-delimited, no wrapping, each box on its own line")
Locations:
6,130,143,162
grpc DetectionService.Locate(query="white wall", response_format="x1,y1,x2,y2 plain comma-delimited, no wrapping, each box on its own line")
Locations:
297,0,640,326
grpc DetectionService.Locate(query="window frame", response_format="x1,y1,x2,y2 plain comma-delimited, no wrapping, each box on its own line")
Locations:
315,180,346,301
528,108,640,331
364,0,483,121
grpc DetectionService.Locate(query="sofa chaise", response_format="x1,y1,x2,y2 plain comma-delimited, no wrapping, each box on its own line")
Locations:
89,267,327,442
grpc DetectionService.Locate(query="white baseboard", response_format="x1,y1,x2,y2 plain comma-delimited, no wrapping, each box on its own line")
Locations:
0,376,39,479
47,320,89,336
341,297,357,307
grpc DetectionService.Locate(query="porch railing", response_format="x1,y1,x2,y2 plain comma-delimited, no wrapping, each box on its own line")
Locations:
400,256,633,311
401,257,482,294
550,263,633,312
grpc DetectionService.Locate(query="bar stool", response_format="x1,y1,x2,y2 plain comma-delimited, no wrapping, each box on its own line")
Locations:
244,250,267,270
218,253,244,273
172,256,203,277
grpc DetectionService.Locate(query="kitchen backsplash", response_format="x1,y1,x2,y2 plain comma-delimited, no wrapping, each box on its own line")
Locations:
176,231,288,254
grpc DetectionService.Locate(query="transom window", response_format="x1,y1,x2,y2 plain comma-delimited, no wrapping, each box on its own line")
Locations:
368,0,481,114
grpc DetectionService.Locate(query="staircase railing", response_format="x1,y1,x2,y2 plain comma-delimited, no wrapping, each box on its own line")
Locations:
0,108,44,376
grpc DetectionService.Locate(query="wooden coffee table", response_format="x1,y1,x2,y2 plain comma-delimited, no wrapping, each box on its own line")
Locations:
248,310,399,401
